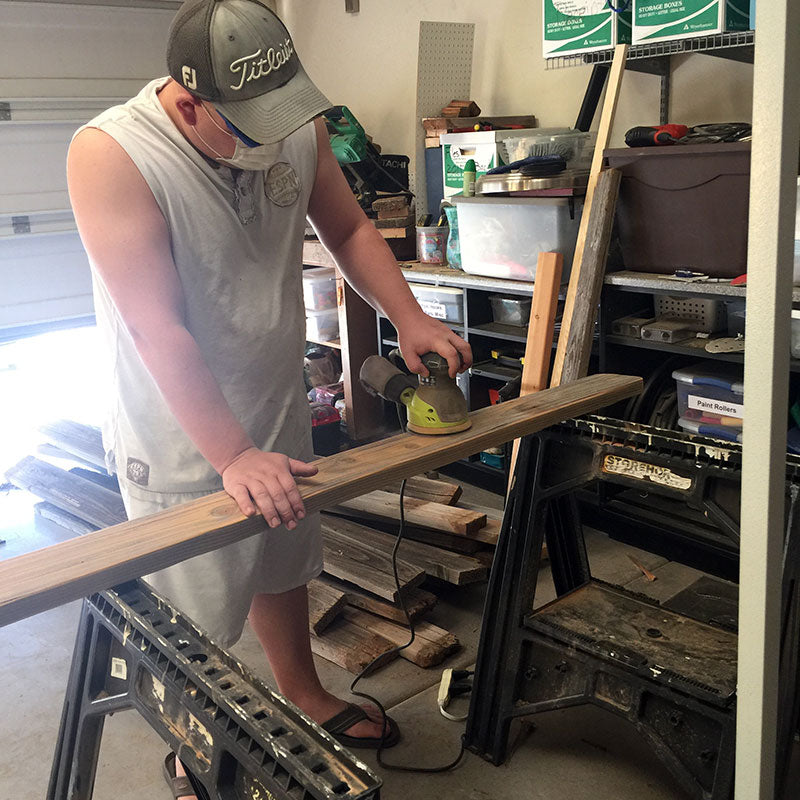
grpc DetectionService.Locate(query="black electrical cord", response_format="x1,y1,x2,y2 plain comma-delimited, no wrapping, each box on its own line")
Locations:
345,403,468,772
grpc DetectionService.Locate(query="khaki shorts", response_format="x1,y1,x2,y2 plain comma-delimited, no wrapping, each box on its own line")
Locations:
120,481,323,648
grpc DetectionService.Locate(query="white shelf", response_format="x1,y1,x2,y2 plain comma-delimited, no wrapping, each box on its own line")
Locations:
605,270,800,303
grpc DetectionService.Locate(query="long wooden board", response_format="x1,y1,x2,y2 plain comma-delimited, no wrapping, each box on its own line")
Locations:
551,43,627,387
0,373,641,627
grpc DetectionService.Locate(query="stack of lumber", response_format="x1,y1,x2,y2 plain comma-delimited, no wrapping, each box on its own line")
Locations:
371,194,415,261
371,195,414,239
6,421,504,675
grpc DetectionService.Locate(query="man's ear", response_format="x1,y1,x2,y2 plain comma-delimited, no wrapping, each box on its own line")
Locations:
174,91,203,127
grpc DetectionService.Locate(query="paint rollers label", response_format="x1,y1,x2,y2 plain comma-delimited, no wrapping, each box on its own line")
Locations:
687,394,744,418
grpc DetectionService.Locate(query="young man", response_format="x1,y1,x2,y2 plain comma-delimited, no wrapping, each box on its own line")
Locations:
67,0,471,795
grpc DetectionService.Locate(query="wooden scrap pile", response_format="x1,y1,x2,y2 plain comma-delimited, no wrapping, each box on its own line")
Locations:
370,195,415,261
5,421,502,676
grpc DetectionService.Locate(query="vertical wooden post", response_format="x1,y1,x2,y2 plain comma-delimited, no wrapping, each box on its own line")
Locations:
507,252,563,491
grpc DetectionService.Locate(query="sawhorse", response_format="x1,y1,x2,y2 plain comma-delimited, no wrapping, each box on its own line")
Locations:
48,579,380,800
466,416,800,800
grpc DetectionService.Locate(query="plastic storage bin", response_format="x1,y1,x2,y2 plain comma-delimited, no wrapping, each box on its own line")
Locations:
303,267,337,311
306,307,339,343
604,143,750,277
409,283,464,323
489,294,531,326
673,362,744,427
454,196,581,281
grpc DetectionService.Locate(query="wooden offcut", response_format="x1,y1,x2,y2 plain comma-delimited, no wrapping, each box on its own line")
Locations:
0,373,642,627
318,576,437,624
391,476,462,506
329,489,486,535
310,619,397,675
307,578,349,634
322,515,487,586
321,518,426,601
341,608,459,668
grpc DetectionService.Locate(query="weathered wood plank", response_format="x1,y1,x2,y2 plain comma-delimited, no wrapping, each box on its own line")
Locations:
5,456,127,529
37,419,106,469
322,515,487,586
307,578,349,635
328,489,486,535
321,518,426,601
318,576,437,624
309,618,398,675
341,607,459,668
395,476,462,506
34,502,97,536
0,373,641,627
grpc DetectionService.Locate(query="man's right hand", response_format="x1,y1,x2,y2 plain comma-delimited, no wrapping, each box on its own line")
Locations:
221,448,319,529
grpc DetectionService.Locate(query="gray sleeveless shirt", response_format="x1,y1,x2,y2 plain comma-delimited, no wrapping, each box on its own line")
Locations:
79,77,317,493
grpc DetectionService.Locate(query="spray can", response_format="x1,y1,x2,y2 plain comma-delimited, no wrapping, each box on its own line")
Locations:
462,159,476,197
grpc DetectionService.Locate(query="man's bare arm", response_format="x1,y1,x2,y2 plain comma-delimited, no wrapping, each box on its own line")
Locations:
306,119,472,378
67,128,315,526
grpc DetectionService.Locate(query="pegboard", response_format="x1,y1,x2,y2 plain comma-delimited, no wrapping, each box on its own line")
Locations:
414,21,475,218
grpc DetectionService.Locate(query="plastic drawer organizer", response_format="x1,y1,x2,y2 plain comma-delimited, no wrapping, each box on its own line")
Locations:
408,283,464,324
302,267,337,312
674,362,744,443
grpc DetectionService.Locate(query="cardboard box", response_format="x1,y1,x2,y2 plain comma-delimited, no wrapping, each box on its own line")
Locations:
633,0,749,44
439,129,539,200
543,0,632,59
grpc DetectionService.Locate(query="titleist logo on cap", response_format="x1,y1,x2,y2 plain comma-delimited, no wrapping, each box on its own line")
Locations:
229,38,294,91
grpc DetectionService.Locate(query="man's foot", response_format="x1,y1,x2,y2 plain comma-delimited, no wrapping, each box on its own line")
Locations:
292,691,398,746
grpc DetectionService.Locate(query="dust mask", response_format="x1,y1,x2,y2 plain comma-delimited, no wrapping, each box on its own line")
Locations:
195,104,282,170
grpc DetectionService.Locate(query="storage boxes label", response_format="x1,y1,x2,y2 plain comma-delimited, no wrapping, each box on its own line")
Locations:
543,0,632,58
633,0,749,44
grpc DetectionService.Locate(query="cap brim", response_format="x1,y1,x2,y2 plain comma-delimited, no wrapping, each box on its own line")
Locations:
214,66,331,144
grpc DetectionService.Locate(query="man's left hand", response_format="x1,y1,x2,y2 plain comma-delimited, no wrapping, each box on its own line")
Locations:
397,313,473,379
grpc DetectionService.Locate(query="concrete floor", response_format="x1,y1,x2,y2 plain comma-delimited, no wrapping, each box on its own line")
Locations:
4,490,773,800
1,326,798,799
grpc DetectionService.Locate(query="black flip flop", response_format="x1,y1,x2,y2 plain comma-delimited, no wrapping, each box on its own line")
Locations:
322,703,401,749
163,752,197,799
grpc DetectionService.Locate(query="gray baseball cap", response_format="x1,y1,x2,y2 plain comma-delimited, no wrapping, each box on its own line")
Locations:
167,0,331,143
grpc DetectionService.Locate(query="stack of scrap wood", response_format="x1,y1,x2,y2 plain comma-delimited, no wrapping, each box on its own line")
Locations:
371,195,415,261
6,421,503,676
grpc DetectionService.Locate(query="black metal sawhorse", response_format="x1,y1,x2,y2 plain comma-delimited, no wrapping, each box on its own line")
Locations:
48,580,381,800
465,416,800,800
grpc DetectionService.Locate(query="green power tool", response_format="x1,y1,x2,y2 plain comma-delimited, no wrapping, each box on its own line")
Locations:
359,352,471,435
324,106,368,164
